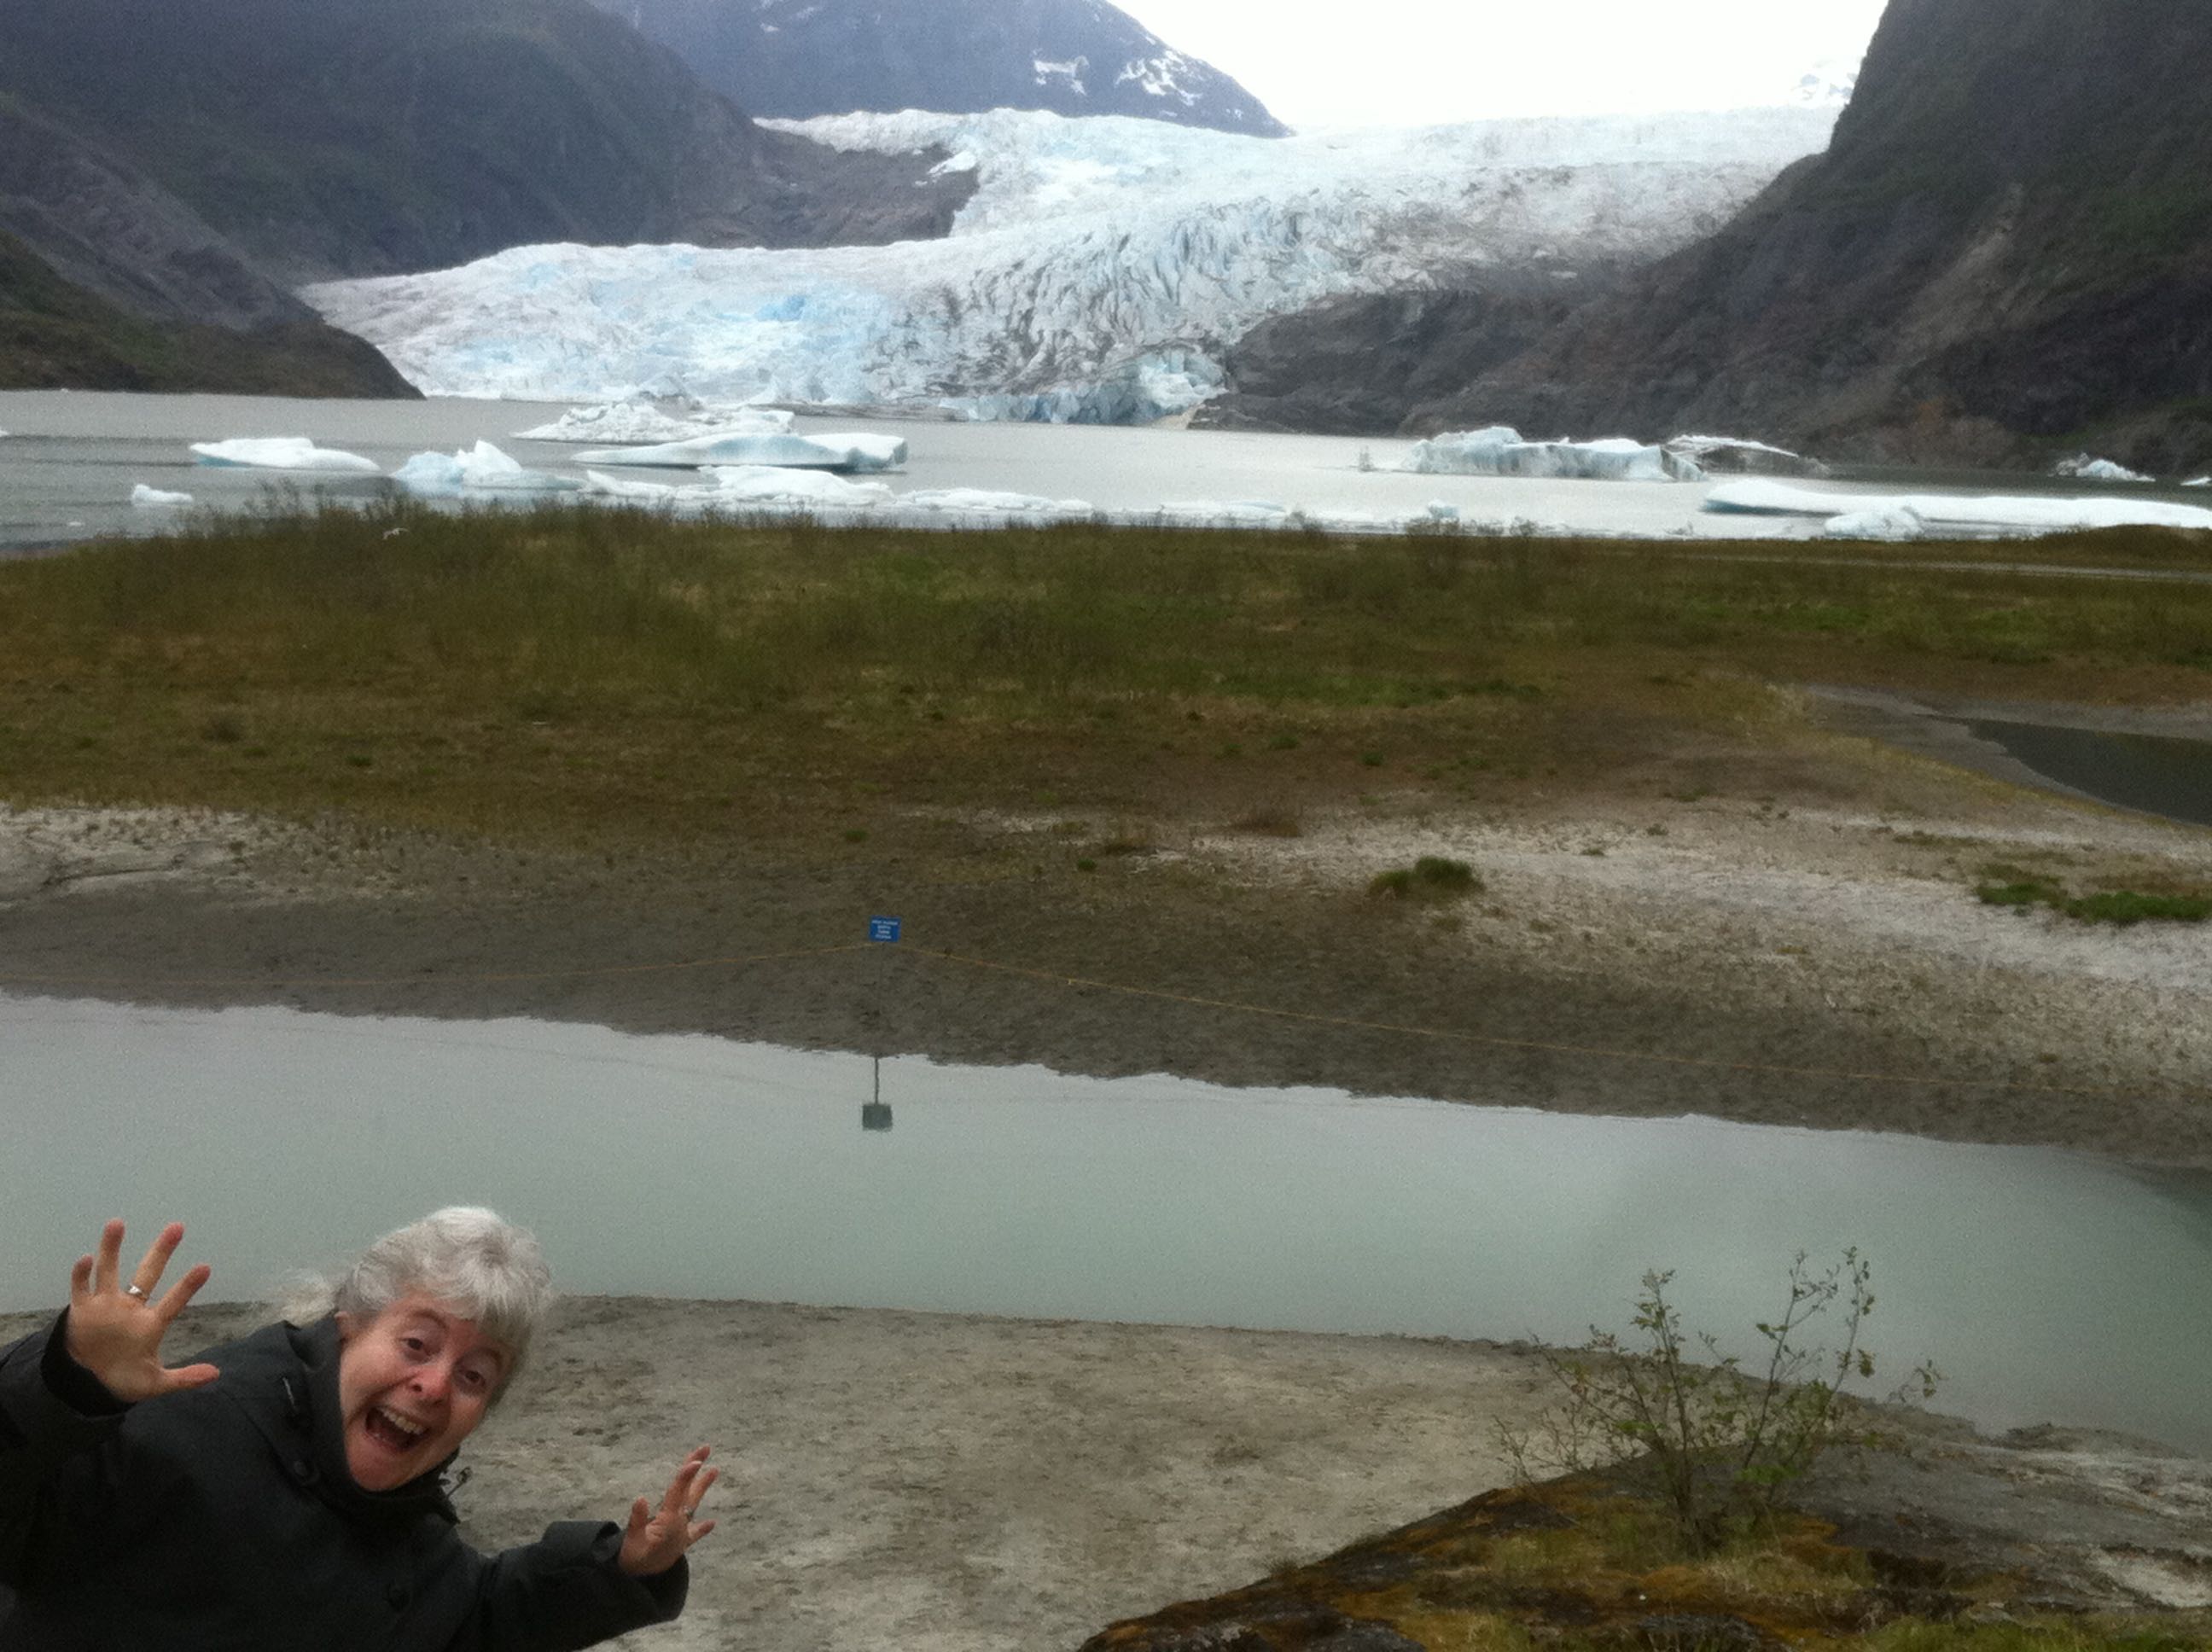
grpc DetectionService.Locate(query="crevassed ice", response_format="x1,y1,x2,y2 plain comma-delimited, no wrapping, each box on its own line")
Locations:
301,106,1836,422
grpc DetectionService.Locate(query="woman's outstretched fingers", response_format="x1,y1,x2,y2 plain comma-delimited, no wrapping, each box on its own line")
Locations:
62,1219,219,1403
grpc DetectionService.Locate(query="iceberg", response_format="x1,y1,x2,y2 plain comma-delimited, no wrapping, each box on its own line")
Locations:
572,432,906,471
515,401,795,443
393,442,580,496
1821,506,1928,542
899,488,1095,518
2185,476,2209,488
189,437,380,473
302,106,1836,421
580,469,680,501
1663,433,1826,477
1704,480,2212,536
2052,454,2151,483
697,466,896,508
130,484,194,507
1402,427,1705,483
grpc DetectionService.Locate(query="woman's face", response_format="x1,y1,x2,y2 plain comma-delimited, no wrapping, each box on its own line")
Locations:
335,1293,511,1492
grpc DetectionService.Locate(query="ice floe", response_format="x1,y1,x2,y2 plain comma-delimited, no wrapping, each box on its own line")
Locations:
189,437,380,473
571,432,907,471
1707,480,2212,538
1403,427,1706,483
2052,454,2152,483
393,441,581,496
514,401,795,443
697,465,897,507
2185,477,2209,489
1662,433,1825,477
130,484,193,508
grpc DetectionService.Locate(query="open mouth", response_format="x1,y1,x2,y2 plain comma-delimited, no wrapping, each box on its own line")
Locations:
363,1404,432,1455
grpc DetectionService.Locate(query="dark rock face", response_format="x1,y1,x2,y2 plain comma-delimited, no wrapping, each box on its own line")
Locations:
1418,0,2212,470
0,0,977,286
591,0,1288,136
1195,286,1601,436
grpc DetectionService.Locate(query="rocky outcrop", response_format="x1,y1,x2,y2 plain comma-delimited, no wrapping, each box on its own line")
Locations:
0,0,976,287
1414,0,2212,471
593,0,1288,136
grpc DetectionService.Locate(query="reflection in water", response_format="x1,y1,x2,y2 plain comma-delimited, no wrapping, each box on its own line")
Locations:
3,996,2209,1452
862,1102,894,1133
1970,720,2212,826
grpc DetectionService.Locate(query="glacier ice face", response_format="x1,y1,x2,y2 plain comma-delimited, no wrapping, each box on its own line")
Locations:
2053,454,2152,483
394,441,582,496
1705,480,2212,536
1403,427,1705,482
130,484,194,507
302,106,1836,422
515,401,795,442
189,437,379,473
572,432,907,470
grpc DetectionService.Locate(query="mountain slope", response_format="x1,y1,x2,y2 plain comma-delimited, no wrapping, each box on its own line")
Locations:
591,0,1288,136
1417,0,2212,468
0,0,975,286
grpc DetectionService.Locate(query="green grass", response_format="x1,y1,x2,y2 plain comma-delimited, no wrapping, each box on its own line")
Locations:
1975,863,2211,925
3,498,2208,847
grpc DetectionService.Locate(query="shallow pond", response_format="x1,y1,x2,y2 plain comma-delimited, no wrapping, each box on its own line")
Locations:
5,996,2208,1453
1970,720,2212,829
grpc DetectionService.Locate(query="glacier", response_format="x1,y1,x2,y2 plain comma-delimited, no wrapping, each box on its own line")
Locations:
1402,427,1705,483
190,437,380,473
302,105,1836,422
1707,480,2212,538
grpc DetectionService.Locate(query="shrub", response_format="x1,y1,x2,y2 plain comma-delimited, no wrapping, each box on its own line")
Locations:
1368,855,1481,899
1495,1253,1939,1554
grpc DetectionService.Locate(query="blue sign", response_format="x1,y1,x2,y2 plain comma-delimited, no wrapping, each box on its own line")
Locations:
868,916,902,944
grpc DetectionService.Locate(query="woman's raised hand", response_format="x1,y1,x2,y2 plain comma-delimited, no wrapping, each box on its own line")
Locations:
63,1219,219,1404
617,1446,719,1578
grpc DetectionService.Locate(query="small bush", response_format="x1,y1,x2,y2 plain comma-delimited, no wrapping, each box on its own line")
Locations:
1496,1253,1939,1555
1369,855,1481,900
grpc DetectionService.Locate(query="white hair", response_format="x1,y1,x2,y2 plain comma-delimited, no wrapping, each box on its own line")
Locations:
286,1207,553,1399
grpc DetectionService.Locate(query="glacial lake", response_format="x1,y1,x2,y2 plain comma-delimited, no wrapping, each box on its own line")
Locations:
4,994,2209,1456
10,389,2204,553
1970,720,2212,829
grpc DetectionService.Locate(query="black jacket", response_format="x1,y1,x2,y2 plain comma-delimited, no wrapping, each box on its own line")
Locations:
0,1313,687,1649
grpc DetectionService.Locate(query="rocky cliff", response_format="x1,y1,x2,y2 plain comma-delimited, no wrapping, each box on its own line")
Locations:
592,0,1287,136
1409,0,2212,470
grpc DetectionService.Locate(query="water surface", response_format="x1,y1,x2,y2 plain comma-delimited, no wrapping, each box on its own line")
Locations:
1970,720,2212,828
5,995,2206,1453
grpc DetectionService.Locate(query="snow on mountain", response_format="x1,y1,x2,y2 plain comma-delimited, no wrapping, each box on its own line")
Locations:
302,107,1836,422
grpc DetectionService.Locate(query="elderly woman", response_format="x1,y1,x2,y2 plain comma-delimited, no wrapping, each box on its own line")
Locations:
0,1208,715,1649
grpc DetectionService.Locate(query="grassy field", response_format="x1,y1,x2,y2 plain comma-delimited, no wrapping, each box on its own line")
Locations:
3,499,2209,850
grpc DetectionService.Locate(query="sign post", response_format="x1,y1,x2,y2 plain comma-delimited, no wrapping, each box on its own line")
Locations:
863,916,900,1131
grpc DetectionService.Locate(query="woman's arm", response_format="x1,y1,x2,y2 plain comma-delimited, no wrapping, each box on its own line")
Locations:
0,1221,217,1584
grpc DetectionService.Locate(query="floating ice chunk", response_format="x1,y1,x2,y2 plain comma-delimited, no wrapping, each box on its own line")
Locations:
2053,454,2152,483
1705,480,2212,534
1426,501,1458,521
2185,476,2210,488
1157,499,1294,526
189,437,379,473
573,431,906,471
393,442,580,496
899,487,1093,516
581,469,679,500
515,402,795,442
130,484,193,508
698,465,895,507
1403,427,1705,483
1822,506,1927,542
1663,433,1825,477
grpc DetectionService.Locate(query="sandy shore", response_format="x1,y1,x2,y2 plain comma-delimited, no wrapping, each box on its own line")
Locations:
0,1298,1557,1651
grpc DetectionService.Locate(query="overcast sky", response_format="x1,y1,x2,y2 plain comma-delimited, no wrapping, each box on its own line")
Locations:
1114,1,1890,129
